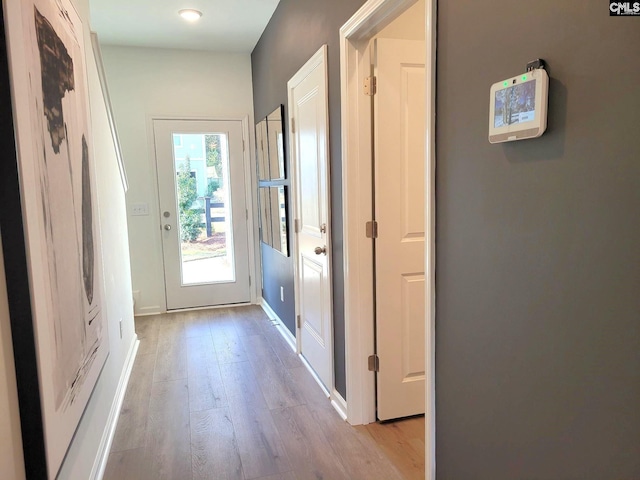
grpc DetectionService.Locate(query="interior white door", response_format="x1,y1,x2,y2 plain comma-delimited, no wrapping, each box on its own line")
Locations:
288,46,333,391
374,38,426,420
154,119,251,310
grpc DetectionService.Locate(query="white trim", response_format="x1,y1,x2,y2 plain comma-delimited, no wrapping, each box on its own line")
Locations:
259,298,297,352
134,306,163,317
340,0,437,478
331,390,348,421
239,115,260,304
425,3,437,480
287,45,335,393
91,336,140,480
167,302,252,313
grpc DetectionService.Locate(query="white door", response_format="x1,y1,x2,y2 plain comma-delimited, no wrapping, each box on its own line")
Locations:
154,119,251,310
288,46,333,391
374,38,426,420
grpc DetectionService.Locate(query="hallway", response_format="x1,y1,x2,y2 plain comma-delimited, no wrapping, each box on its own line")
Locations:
103,306,424,479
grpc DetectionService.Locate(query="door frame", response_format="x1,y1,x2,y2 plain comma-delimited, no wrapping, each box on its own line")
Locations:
339,0,436,477
287,46,337,401
147,115,260,312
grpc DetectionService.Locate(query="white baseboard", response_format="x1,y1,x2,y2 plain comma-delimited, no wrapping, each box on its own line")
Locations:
134,306,162,317
331,389,348,421
90,335,140,480
259,298,296,352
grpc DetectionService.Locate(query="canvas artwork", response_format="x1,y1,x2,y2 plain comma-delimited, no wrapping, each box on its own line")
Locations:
4,0,109,476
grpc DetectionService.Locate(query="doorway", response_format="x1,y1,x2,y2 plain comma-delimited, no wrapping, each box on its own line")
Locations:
153,119,252,310
340,0,436,476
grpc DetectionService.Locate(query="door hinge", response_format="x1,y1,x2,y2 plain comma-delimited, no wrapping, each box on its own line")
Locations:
243,139,246,151
296,315,301,329
246,209,249,221
249,275,252,286
291,118,296,134
294,219,300,234
365,220,378,239
364,76,377,96
368,354,380,372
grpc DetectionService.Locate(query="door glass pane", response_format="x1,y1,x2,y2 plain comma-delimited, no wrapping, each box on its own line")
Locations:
173,132,235,285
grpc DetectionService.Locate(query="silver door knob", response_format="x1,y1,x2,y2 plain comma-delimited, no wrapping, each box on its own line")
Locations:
164,224,172,231
314,246,327,255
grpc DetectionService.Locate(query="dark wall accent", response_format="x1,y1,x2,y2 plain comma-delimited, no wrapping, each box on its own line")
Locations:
260,243,295,334
251,0,367,398
436,1,640,478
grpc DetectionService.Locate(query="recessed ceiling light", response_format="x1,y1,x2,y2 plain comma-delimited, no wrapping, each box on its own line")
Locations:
179,9,203,22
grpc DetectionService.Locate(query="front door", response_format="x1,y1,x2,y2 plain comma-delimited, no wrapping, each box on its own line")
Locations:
288,46,333,391
154,119,251,310
374,38,426,420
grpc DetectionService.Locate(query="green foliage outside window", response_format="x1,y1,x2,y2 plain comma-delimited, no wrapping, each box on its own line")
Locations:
205,134,222,177
177,156,203,242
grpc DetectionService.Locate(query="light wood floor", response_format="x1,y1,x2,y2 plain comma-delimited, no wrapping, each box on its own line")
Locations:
104,306,425,480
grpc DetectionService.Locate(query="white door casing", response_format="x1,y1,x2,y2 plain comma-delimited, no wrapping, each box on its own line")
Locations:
154,119,251,310
374,38,426,421
288,46,334,392
339,0,436,478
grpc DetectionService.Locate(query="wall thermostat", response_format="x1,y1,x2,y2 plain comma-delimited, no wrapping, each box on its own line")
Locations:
489,62,549,144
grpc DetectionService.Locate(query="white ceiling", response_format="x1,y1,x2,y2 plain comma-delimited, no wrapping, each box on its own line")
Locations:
90,0,280,53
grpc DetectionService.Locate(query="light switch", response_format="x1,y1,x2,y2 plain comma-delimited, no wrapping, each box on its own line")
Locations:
131,203,149,216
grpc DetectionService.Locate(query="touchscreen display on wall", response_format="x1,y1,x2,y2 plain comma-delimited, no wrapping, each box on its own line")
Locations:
494,80,537,127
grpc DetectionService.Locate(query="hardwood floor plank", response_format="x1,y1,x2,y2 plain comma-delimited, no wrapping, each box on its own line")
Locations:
110,353,156,452
363,417,426,480
210,308,242,340
230,307,263,337
213,334,248,364
146,379,192,479
135,315,160,355
157,311,187,340
253,473,295,480
187,334,218,378
219,361,268,407
270,405,350,480
153,333,187,383
184,310,213,339
288,366,331,408
147,379,191,480
228,394,291,479
261,324,301,370
103,448,152,480
188,373,227,412
305,400,403,480
242,335,304,410
191,408,243,480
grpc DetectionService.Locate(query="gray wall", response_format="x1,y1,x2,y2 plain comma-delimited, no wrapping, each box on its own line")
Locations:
251,0,367,398
436,1,640,478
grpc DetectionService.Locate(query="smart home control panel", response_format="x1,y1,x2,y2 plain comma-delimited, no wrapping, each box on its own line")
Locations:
489,66,549,144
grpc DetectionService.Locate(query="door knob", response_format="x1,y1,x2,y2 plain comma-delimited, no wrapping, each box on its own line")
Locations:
164,224,172,231
314,246,327,255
